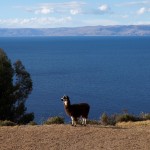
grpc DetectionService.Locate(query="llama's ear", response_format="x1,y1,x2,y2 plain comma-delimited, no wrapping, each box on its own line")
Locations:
61,96,64,101
66,96,69,100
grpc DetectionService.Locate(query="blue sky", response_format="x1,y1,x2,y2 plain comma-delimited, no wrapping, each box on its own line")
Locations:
0,0,150,28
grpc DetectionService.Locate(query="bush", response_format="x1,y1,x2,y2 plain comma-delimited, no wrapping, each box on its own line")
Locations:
115,113,138,123
140,112,150,120
100,112,142,126
18,113,34,125
100,113,116,126
43,116,64,125
87,119,100,125
0,120,16,126
28,121,37,125
107,114,117,125
100,113,109,125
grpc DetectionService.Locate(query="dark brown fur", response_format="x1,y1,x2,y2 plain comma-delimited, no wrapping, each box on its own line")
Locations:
65,103,90,119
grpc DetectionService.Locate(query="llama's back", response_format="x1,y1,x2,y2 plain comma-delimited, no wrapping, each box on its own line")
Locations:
70,103,90,118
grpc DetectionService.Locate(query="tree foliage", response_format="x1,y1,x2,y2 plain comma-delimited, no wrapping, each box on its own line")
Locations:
0,48,34,124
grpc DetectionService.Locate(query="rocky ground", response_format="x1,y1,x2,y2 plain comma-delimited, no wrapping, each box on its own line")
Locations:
0,121,150,150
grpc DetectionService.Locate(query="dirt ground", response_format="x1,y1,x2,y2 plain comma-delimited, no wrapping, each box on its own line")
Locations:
0,123,150,150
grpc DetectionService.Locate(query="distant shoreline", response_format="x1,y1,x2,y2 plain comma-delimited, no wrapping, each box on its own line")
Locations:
0,35,150,38
0,25,150,37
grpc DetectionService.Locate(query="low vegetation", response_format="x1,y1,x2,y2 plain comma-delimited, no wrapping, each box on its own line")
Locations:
0,120,16,126
87,119,100,125
100,112,150,126
43,116,64,125
0,112,150,127
28,121,37,126
116,120,150,127
140,112,150,120
0,111,149,127
77,119,100,125
115,113,139,122
41,112,150,126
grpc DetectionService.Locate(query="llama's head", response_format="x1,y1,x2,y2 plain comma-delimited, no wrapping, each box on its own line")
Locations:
61,95,70,107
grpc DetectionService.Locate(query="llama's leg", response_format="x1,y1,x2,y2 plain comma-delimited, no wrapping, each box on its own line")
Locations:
84,118,87,125
82,118,85,125
71,117,77,126
74,118,77,127
71,116,74,126
82,118,87,126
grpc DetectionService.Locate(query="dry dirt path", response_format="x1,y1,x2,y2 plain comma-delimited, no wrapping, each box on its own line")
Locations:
0,124,150,150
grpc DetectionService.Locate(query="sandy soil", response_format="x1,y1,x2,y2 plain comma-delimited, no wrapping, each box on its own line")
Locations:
0,123,150,150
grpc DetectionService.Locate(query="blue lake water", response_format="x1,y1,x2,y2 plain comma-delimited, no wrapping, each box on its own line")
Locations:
0,36,150,123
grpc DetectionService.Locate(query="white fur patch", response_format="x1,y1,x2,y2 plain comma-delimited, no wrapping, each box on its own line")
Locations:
64,101,68,106
71,116,77,126
71,116,74,125
82,118,87,125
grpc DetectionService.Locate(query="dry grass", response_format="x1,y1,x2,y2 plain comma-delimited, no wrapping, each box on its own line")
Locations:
116,120,150,127
0,123,150,150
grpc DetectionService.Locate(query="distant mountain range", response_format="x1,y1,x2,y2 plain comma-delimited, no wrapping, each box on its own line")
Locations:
0,25,150,36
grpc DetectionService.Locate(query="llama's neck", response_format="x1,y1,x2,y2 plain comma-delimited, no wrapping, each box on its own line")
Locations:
64,101,71,111
64,102,70,108
64,103,72,116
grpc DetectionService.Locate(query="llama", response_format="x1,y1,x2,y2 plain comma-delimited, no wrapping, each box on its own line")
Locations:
61,95,90,126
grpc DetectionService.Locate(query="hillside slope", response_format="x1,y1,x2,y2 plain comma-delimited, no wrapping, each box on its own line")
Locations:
0,123,150,150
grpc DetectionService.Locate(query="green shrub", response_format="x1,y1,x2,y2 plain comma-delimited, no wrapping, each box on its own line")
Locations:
140,112,150,120
0,120,16,126
115,114,138,123
100,113,116,126
100,112,143,126
28,121,37,125
43,116,64,125
87,119,100,125
100,113,109,125
18,113,34,125
107,114,117,125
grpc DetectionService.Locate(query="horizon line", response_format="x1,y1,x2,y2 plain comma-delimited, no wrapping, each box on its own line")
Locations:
0,24,150,29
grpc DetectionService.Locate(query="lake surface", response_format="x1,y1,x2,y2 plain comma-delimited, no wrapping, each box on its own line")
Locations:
0,36,150,123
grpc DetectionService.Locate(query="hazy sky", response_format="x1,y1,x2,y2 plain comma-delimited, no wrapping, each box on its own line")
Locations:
0,0,150,28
